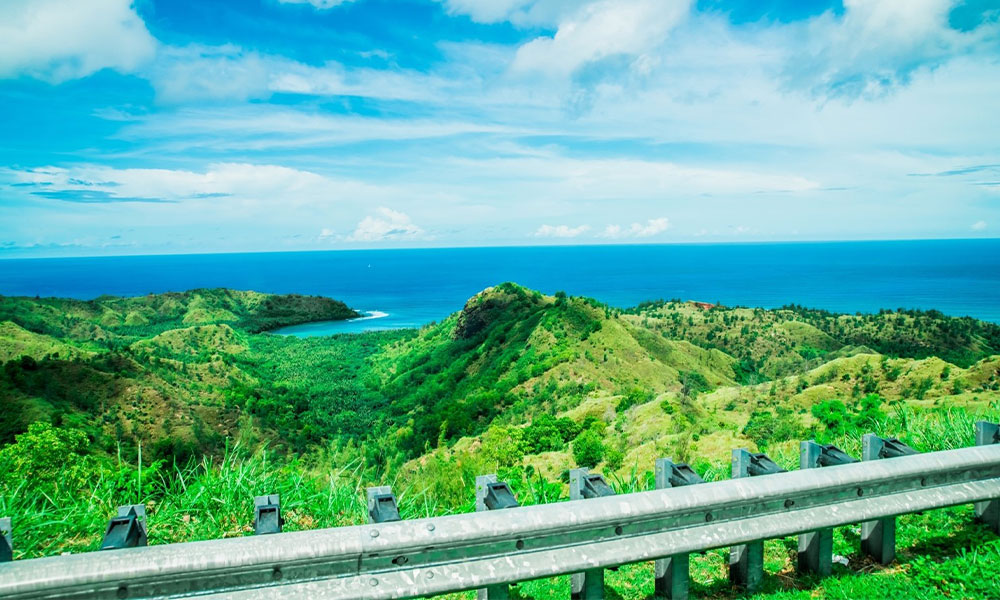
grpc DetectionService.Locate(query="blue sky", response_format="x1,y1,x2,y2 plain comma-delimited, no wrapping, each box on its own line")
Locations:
1,0,999,257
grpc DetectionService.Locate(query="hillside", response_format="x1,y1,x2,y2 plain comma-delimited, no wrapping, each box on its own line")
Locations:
2,284,998,473
0,290,360,455
371,283,739,458
625,299,1000,378
0,288,358,347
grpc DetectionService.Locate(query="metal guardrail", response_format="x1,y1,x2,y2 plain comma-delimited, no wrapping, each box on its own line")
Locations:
0,424,998,600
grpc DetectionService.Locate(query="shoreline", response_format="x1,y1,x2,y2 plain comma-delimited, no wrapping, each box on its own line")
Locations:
272,310,394,336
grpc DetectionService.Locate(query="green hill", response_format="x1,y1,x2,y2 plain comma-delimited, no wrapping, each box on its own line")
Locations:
0,290,360,456
625,299,1000,378
0,288,358,346
371,284,740,458
3,283,998,472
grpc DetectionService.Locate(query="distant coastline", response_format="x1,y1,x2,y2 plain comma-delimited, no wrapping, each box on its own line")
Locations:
1,239,998,325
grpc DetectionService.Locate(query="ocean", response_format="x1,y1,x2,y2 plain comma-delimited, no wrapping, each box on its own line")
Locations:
1,239,998,335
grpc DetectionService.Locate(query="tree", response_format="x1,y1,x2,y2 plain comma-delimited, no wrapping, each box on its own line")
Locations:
482,425,525,467
811,399,849,437
572,430,605,468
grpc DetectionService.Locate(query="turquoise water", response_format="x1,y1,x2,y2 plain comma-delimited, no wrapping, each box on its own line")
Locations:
1,240,998,335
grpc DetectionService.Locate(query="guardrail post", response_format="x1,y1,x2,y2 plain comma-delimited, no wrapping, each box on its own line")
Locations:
570,468,615,599
654,458,704,599
730,449,784,592
476,474,520,600
253,494,283,535
100,505,147,550
861,434,916,564
798,442,858,575
974,421,1000,534
0,517,11,562
367,486,401,523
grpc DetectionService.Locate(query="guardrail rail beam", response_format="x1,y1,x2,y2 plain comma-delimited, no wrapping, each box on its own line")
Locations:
2,444,999,600
975,421,1000,534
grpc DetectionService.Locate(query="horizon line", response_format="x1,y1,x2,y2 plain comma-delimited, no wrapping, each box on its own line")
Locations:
2,235,999,262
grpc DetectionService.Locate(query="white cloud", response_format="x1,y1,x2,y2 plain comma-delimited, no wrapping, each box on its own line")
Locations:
0,0,156,82
4,163,373,204
146,44,455,103
277,0,355,8
535,224,590,238
784,0,997,98
511,0,691,77
348,208,424,242
601,217,669,238
438,0,582,26
972,220,988,231
449,154,819,198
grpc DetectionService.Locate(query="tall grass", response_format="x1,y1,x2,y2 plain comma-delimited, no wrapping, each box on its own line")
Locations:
1,402,998,598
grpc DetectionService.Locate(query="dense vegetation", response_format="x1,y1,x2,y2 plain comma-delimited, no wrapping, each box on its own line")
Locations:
0,289,359,456
1,283,999,598
3,404,997,599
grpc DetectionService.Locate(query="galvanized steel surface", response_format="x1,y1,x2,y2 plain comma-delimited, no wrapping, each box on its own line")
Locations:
1,444,998,600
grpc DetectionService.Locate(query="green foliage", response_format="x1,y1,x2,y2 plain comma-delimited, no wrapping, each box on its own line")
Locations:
0,422,95,490
741,407,806,451
523,414,579,453
481,425,525,467
811,399,851,437
572,429,605,468
615,386,654,412
679,370,711,398
0,289,358,346
811,394,887,441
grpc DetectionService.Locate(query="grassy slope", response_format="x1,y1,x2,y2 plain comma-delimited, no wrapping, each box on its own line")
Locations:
371,284,740,459
626,299,1000,377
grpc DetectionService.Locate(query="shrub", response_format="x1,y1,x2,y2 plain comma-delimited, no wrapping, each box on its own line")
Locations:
523,414,579,453
679,371,711,398
742,407,805,450
616,387,653,412
0,422,94,490
482,425,525,467
811,399,850,437
572,430,604,468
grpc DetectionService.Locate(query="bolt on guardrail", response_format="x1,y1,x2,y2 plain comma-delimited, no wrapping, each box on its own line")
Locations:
476,474,520,600
570,467,616,599
654,458,704,600
729,449,785,592
798,442,858,575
